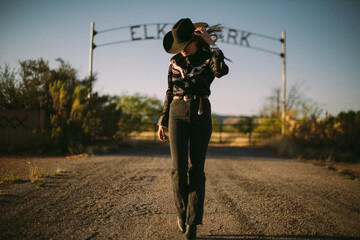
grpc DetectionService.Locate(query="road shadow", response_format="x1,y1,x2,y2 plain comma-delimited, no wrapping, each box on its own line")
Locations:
207,145,278,159
198,234,360,240
111,143,171,157
109,143,280,160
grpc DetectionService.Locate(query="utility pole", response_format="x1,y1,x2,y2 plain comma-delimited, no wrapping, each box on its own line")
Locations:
88,21,96,98
281,31,286,135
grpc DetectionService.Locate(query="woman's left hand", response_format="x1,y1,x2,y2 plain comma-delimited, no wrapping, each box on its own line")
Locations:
194,27,214,45
157,125,168,142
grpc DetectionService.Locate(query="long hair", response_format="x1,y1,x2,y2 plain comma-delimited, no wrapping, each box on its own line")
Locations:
195,24,232,62
195,24,223,49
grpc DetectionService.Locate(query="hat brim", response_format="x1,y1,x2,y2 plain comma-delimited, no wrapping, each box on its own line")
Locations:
163,22,208,54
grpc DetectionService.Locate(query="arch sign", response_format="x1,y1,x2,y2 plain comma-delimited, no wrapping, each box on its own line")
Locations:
88,22,287,134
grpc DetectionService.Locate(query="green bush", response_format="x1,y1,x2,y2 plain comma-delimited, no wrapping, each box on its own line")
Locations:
0,58,164,154
116,94,162,137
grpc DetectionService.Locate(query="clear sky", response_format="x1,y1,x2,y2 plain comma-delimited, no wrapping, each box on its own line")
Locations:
1,0,359,117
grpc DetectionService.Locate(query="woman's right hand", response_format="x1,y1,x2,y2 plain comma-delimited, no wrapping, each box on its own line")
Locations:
157,125,168,142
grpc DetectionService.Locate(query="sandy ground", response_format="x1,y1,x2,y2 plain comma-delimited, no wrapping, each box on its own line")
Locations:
1,144,360,240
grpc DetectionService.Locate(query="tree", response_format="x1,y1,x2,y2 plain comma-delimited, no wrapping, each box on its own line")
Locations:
257,81,323,137
47,59,88,152
116,94,162,136
0,58,122,153
259,88,281,118
1,58,165,153
0,59,52,110
286,82,323,120
0,65,21,109
82,94,122,139
19,59,52,110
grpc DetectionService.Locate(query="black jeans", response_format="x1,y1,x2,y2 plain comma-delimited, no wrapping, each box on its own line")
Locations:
169,97,212,225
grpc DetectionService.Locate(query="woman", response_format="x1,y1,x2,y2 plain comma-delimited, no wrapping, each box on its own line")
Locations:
157,18,229,240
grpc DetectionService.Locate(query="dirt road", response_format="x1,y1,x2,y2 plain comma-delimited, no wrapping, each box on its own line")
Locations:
1,144,359,240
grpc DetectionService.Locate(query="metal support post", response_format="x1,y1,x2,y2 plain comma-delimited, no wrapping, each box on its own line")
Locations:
88,21,96,98
281,31,286,135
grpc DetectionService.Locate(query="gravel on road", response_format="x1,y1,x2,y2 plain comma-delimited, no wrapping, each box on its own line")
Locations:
1,144,359,240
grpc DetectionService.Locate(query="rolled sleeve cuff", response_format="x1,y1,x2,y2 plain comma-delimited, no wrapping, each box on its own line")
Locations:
157,115,168,128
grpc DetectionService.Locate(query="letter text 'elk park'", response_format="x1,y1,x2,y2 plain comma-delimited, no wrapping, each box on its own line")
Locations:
128,24,252,48
130,24,170,41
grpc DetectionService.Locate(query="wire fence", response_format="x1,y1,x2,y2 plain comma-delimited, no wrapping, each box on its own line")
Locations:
125,118,276,146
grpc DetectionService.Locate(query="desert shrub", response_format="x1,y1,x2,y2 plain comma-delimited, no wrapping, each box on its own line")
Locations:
288,110,360,162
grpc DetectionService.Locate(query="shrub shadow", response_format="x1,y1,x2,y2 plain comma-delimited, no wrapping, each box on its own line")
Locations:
198,234,360,240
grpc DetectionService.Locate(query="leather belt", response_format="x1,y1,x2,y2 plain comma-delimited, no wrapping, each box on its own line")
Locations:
173,94,208,102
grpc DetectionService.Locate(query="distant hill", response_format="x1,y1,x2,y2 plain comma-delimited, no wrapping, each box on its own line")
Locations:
212,114,256,125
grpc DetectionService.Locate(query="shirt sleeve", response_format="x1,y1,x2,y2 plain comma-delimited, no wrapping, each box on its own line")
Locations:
210,49,229,78
157,62,174,128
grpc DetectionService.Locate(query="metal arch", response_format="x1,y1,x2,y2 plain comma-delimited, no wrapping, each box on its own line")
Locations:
88,22,287,134
91,22,282,56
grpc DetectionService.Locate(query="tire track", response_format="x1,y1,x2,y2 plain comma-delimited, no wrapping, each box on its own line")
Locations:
1,146,360,240
204,157,360,237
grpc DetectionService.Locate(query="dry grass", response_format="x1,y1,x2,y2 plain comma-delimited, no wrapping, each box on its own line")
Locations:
264,136,360,181
0,155,82,187
29,166,50,182
129,131,258,147
0,172,28,184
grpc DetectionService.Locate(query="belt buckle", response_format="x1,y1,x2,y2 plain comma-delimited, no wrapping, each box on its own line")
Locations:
184,94,196,101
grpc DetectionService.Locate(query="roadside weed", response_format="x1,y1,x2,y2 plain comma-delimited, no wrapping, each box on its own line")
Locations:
0,173,28,184
29,166,50,182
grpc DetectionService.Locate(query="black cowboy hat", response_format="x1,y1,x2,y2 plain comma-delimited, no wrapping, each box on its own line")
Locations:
163,18,208,54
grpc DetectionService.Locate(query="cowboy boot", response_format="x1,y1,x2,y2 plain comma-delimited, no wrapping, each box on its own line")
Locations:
185,225,196,240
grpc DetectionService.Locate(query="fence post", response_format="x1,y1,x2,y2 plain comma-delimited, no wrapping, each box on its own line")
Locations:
219,123,223,143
